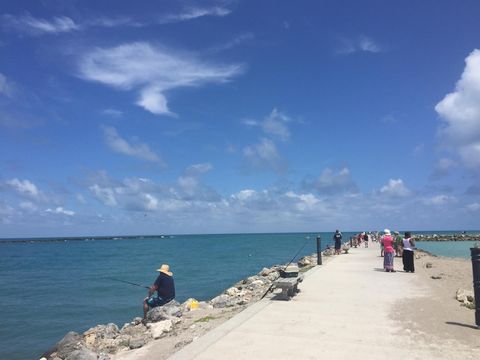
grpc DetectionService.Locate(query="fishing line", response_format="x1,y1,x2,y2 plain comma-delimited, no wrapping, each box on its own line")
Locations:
107,277,150,289
260,236,311,300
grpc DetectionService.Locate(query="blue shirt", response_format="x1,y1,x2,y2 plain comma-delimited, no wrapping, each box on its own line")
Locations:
154,272,175,299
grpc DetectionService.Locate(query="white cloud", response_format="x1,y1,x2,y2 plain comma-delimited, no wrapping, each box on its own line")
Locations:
358,36,381,53
208,32,254,53
79,42,243,115
185,163,213,176
158,6,231,24
102,108,123,117
243,108,292,142
285,191,320,211
243,138,283,172
431,158,457,177
103,126,163,163
0,73,15,97
336,36,382,55
379,179,411,197
46,206,75,216
305,167,357,194
467,202,480,211
262,108,291,142
1,14,79,35
19,201,37,211
89,184,117,207
435,49,480,169
423,195,457,206
6,178,40,199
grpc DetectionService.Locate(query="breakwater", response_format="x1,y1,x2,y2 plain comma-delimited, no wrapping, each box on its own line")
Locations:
414,233,480,242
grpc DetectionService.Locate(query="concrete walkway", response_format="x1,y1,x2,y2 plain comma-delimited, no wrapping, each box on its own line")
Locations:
168,242,476,360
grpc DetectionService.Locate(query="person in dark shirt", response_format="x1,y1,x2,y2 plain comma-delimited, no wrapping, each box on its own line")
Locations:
143,264,175,318
333,230,342,255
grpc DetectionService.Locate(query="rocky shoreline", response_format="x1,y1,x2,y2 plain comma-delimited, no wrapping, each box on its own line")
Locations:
40,248,336,360
414,232,480,242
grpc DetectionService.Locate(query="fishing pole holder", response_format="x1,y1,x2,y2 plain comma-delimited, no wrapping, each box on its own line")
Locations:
471,246,480,328
274,264,303,300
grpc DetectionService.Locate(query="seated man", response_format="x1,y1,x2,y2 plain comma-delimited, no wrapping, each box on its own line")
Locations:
143,264,175,319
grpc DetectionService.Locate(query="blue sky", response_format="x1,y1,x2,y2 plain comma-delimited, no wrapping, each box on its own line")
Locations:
1,0,480,237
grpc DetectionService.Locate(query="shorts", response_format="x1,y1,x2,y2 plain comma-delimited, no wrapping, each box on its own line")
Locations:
147,296,173,308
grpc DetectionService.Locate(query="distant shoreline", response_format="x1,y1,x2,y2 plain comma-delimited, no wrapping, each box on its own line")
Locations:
3,231,479,244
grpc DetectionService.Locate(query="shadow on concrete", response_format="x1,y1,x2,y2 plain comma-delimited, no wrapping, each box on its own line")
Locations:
445,321,479,330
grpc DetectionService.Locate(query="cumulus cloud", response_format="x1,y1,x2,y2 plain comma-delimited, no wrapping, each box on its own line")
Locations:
103,126,163,163
1,14,79,35
78,42,243,115
303,167,357,195
467,202,480,211
422,195,457,206
379,179,411,197
435,49,480,169
335,35,382,55
431,158,457,178
243,108,291,142
89,184,117,207
46,206,75,216
178,163,219,201
5,178,41,199
243,138,283,172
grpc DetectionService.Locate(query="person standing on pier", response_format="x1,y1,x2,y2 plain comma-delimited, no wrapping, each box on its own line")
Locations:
143,264,175,319
402,232,415,273
333,230,342,255
381,229,396,272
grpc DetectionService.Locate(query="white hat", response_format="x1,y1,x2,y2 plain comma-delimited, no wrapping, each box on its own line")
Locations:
156,264,173,276
384,229,391,235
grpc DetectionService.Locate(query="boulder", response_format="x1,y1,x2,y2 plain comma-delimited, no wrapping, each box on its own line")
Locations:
65,348,97,360
146,300,182,322
210,294,236,308
149,319,173,339
128,337,145,349
298,257,311,267
426,262,433,268
42,331,85,359
456,288,474,303
225,287,240,296
259,267,272,276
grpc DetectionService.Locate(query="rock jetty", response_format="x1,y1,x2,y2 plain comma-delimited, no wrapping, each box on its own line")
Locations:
40,249,339,360
414,233,480,242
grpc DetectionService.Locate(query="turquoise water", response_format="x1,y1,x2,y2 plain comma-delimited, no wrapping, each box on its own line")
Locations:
416,240,479,258
0,232,341,360
1,231,477,359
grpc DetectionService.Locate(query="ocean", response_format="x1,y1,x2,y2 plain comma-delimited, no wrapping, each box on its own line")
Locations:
0,231,477,359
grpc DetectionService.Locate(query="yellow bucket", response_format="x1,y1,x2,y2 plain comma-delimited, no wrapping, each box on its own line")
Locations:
188,299,199,310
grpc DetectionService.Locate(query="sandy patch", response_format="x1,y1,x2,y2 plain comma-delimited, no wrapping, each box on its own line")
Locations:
391,250,479,356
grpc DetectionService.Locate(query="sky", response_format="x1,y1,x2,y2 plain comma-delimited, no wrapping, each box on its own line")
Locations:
1,0,480,238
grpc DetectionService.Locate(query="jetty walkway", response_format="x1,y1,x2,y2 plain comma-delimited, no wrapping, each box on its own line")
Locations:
167,241,477,360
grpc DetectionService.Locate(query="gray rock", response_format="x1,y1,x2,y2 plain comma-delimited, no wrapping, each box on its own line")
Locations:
209,294,230,308
146,300,182,322
426,262,433,268
65,348,97,360
150,319,173,339
43,331,84,359
128,337,145,349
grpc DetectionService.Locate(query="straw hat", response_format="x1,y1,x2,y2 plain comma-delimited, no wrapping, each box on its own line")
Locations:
384,229,391,235
156,264,173,276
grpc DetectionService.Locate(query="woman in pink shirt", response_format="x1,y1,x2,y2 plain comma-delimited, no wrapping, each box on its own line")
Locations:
381,229,396,272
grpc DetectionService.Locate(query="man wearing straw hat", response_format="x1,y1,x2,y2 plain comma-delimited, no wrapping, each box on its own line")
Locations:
143,264,175,319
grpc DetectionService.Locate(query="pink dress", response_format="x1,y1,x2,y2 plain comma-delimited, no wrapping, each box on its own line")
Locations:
381,235,395,253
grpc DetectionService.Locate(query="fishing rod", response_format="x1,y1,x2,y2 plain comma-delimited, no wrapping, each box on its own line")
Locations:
260,236,311,300
108,277,150,289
